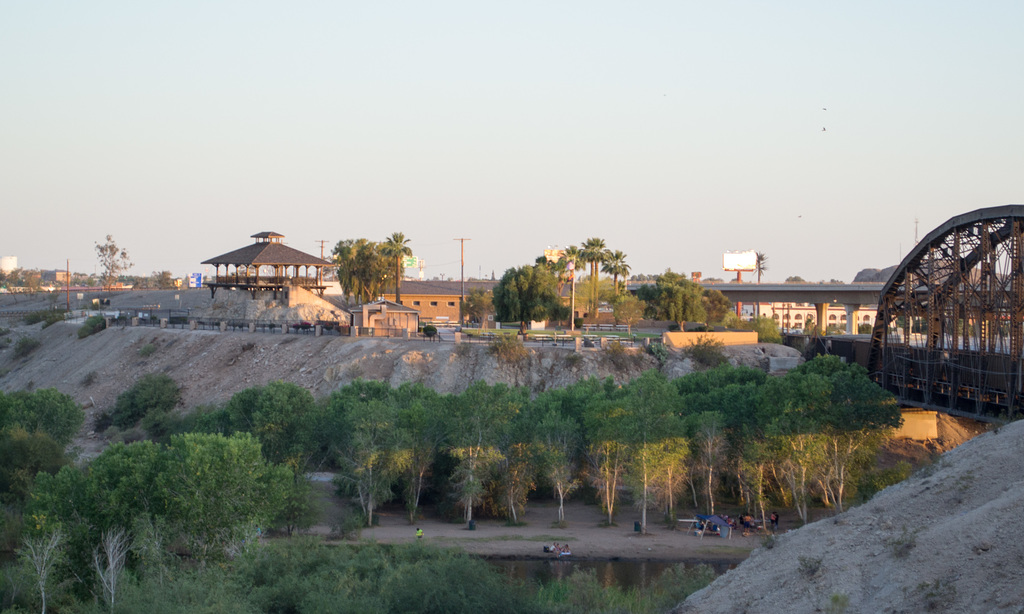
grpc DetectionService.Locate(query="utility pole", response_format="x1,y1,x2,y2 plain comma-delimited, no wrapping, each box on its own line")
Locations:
454,238,471,323
66,259,70,312
569,260,576,331
315,240,329,259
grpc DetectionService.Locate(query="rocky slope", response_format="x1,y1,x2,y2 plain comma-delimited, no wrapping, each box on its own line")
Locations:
675,420,1022,614
0,309,800,452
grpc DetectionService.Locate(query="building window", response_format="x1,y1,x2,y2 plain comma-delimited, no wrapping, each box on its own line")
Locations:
430,301,438,306
448,301,455,307
413,301,420,306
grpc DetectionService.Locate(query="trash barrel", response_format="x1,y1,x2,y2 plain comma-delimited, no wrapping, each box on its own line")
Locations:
634,521,641,532
468,520,476,531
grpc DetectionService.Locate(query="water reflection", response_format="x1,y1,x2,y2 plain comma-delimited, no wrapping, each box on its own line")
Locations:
487,559,732,590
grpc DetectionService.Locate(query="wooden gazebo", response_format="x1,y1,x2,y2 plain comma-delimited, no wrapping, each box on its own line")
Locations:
201,232,331,298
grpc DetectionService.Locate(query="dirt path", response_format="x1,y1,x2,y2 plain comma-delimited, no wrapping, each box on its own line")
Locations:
314,499,760,564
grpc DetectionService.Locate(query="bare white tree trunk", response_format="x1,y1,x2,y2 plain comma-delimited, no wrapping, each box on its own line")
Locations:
22,530,62,614
93,528,130,613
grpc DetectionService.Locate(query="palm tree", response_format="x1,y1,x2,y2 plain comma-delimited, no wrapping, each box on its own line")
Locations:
381,232,413,304
581,238,609,318
755,252,768,284
601,250,630,296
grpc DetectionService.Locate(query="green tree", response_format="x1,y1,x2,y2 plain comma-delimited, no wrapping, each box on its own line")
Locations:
380,232,413,304
612,295,645,334
536,409,582,524
111,373,181,430
618,371,681,533
152,270,176,289
333,396,410,527
162,433,290,562
333,239,389,303
789,356,901,511
751,315,782,343
227,382,323,472
95,235,132,290
463,288,493,328
581,237,609,318
601,250,630,296
636,270,707,326
492,263,568,327
393,383,449,523
447,382,520,526
2,388,84,447
755,252,768,283
583,390,629,526
0,427,68,505
701,289,732,325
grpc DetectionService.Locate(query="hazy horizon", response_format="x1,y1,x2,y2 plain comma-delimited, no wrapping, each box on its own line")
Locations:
3,2,1022,283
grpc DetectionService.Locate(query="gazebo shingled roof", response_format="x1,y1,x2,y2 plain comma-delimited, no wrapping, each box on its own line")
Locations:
202,232,330,267
201,232,332,298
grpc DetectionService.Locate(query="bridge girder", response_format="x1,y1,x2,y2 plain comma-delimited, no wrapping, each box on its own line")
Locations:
869,205,1024,418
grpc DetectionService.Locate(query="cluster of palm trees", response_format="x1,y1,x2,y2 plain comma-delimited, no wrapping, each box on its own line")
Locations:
333,232,412,303
560,238,631,317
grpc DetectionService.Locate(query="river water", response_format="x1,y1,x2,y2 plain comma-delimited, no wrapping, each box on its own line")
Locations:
487,558,734,589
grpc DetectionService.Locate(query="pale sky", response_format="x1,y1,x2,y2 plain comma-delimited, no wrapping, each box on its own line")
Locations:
2,2,1023,283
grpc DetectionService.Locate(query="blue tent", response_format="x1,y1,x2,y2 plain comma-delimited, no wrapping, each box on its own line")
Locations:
695,514,732,539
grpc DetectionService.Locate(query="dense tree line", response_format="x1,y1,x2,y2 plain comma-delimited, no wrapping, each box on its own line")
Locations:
1,357,901,612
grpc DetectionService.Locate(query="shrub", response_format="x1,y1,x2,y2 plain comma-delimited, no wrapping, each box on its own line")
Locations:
605,341,639,371
647,342,669,365
111,373,181,429
887,527,917,558
13,337,41,358
23,310,64,328
667,323,680,331
751,315,782,343
422,325,437,338
77,315,106,339
489,335,527,364
858,461,912,502
686,335,727,368
798,555,822,578
139,343,157,358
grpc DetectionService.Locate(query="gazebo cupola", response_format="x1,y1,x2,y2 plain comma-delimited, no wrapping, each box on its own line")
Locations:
201,231,332,299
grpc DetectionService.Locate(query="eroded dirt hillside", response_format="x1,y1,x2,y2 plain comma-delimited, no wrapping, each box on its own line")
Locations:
0,317,800,445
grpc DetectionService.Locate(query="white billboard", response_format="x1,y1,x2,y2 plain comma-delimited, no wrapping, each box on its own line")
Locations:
723,250,756,272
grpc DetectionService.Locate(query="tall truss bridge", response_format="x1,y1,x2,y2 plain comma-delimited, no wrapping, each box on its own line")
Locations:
869,205,1024,419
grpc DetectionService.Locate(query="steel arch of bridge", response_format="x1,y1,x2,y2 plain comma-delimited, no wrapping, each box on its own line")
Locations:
869,205,1024,418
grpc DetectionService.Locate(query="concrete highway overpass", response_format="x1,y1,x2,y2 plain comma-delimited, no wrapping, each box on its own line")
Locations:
626,281,885,334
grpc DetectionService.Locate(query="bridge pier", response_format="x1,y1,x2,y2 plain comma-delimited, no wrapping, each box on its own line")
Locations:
814,303,827,335
844,304,861,335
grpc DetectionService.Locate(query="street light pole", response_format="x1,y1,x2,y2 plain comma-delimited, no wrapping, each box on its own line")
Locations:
454,238,471,323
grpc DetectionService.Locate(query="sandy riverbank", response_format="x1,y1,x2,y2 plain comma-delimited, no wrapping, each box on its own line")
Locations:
315,500,765,565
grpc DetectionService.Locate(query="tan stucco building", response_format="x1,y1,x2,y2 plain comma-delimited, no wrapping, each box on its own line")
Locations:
381,280,498,324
